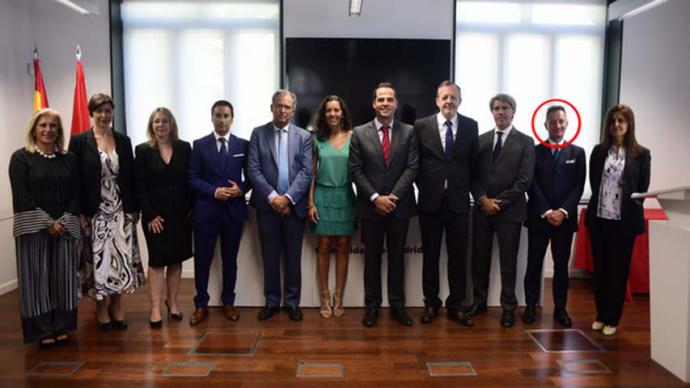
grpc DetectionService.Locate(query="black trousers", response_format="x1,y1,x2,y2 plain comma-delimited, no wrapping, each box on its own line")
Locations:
419,196,469,310
524,223,574,310
590,217,637,326
471,211,522,311
361,217,410,309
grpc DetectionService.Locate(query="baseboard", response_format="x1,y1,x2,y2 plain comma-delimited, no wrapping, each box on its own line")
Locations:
0,279,17,295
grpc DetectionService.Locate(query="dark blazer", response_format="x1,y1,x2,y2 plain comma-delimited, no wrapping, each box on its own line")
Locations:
188,133,250,223
134,141,193,223
527,143,586,232
471,127,535,223
585,144,651,236
68,128,137,217
414,113,479,214
349,120,419,221
247,122,313,219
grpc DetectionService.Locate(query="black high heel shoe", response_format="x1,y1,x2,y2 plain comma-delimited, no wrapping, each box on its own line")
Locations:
165,300,183,321
149,317,163,329
108,308,128,330
96,312,112,330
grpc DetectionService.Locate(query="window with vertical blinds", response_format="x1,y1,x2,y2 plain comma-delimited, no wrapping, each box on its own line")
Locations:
121,0,280,146
455,0,607,198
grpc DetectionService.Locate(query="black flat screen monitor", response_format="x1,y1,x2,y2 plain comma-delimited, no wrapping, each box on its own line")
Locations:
285,38,451,129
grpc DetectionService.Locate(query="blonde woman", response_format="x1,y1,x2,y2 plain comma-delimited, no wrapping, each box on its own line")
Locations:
135,107,193,328
9,109,80,347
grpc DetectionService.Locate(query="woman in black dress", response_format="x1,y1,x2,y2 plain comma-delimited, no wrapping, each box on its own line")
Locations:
9,108,80,346
135,107,193,327
585,104,651,336
69,93,144,330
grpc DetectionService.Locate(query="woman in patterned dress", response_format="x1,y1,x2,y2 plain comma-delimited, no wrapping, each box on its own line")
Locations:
307,95,355,318
69,93,144,330
9,109,80,346
585,104,650,336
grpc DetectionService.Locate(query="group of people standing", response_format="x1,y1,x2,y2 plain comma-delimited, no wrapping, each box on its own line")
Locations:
9,80,650,348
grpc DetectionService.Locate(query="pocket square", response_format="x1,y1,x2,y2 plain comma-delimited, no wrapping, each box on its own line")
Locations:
565,159,576,164
233,153,245,157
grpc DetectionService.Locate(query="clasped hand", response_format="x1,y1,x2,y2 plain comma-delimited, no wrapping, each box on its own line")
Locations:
215,180,242,201
374,194,398,216
546,210,565,227
271,195,291,216
480,197,502,216
47,220,65,236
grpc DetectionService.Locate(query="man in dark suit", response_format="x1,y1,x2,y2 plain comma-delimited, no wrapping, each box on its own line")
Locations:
414,80,477,327
247,90,312,321
188,100,250,325
468,93,535,327
349,82,419,327
522,105,585,327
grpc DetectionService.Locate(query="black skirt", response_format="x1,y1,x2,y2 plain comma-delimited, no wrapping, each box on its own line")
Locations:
143,214,193,267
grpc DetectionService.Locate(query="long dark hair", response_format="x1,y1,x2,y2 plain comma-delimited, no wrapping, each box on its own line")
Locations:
314,95,352,141
601,104,642,157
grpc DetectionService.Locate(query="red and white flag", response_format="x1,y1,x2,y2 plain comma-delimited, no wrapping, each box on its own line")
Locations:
71,45,90,135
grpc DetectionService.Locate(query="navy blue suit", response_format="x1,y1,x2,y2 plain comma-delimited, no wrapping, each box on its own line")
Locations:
247,122,312,307
524,143,585,309
188,132,250,308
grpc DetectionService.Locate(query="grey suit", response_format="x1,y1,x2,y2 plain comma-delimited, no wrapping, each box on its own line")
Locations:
470,127,535,311
349,120,418,308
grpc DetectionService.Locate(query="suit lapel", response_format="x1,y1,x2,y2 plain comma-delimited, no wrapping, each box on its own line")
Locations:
427,117,446,160
367,121,386,166
494,128,517,166
388,121,401,165
287,124,299,178
449,114,465,160
85,129,99,156
554,145,570,170
265,123,278,168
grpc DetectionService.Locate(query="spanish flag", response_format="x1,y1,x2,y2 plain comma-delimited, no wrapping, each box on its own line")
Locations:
33,47,49,112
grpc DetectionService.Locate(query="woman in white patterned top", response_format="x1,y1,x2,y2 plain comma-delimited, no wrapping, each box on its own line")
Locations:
584,104,650,336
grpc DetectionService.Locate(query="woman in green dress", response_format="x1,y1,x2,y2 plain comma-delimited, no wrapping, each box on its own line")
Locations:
308,95,355,318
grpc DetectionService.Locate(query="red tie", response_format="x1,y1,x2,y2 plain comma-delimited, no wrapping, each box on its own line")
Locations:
381,125,390,165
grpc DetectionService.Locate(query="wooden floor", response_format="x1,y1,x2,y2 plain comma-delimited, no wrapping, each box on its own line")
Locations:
0,278,684,387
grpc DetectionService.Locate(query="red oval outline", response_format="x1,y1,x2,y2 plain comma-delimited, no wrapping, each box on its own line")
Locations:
530,98,581,149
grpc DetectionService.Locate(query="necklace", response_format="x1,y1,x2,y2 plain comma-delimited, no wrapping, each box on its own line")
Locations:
36,148,57,159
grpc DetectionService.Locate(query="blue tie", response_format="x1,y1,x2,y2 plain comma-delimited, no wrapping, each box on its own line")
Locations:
278,128,289,194
552,147,561,162
444,120,454,160
218,137,228,156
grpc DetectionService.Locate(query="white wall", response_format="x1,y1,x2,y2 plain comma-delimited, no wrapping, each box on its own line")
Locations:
619,0,690,196
283,0,454,39
0,0,111,294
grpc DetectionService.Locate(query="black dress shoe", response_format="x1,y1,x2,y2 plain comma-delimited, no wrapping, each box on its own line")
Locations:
285,306,303,321
501,310,515,328
362,307,378,327
521,304,536,324
554,309,572,328
447,309,474,327
420,306,439,324
465,303,487,317
391,308,413,327
149,319,162,329
96,320,113,330
258,305,279,321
